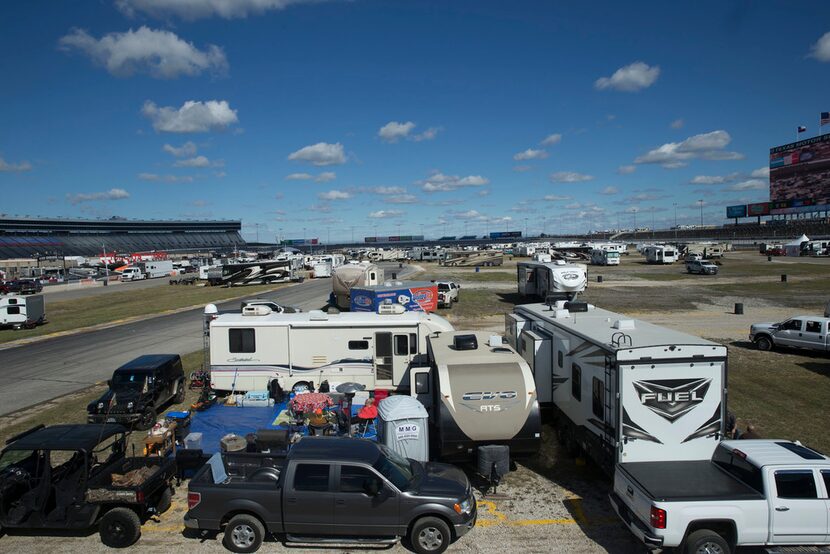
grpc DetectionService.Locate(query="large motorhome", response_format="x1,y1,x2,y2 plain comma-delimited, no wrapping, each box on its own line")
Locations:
410,331,541,462
208,307,453,393
410,247,443,262
207,260,298,286
331,262,384,310
643,245,678,264
517,261,588,301
506,302,727,475
439,250,504,267
590,249,620,266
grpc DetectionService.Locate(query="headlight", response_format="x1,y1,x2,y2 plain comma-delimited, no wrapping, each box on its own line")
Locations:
127,401,134,410
97,402,105,410
457,498,473,514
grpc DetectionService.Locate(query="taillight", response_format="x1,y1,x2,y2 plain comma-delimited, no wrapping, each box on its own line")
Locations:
188,492,201,510
650,506,666,529
136,491,145,504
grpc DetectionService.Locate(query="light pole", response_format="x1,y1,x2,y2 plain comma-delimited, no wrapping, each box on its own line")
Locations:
524,217,528,238
698,199,704,226
673,203,678,241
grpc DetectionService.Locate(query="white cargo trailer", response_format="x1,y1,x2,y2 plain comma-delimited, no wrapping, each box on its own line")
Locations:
644,245,678,264
0,294,45,329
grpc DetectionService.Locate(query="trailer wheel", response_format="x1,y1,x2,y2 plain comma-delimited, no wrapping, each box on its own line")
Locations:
99,507,141,548
755,336,773,352
684,529,730,554
223,514,265,553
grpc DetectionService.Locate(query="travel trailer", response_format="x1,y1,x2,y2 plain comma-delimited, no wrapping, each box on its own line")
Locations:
439,250,504,267
532,252,553,263
311,261,332,278
590,249,620,266
0,294,45,329
505,301,727,475
330,262,384,310
643,245,678,264
410,247,443,262
516,261,588,301
208,307,454,394
409,331,541,462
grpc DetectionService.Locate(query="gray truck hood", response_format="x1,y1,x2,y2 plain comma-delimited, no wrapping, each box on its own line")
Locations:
414,462,469,498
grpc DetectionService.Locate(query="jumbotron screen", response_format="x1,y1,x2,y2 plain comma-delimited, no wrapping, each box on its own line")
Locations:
769,133,830,211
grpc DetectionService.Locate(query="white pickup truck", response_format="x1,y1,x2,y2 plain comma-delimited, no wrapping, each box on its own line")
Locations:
750,316,830,352
610,440,830,554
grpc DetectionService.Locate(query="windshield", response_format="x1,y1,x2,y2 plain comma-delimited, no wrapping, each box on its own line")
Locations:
607,252,620,258
373,445,414,491
111,371,149,389
438,284,449,291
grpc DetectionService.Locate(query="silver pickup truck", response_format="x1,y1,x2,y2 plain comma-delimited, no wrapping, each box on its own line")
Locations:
750,316,830,352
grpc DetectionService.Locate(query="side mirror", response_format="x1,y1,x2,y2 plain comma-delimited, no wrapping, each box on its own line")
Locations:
364,479,380,496
106,379,112,388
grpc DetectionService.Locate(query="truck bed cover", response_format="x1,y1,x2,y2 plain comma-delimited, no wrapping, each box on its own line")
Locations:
620,461,764,502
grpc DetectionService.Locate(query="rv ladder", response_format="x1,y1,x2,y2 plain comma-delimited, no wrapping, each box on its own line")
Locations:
603,355,616,453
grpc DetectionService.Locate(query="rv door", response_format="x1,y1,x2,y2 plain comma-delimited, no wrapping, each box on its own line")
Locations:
374,332,410,386
410,366,432,412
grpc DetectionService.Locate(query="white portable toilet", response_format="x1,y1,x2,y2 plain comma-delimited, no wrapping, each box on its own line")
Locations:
377,395,429,462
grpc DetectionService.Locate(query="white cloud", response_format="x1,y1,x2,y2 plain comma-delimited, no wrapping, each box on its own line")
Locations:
412,127,440,141
369,210,404,219
59,26,227,79
728,179,767,191
142,100,238,133
595,61,660,92
288,142,346,166
317,189,351,201
172,155,223,168
690,173,739,184
378,121,416,143
117,0,318,20
369,186,406,195
455,210,484,220
315,171,336,183
549,171,594,183
138,172,193,183
386,194,418,204
634,130,743,169
671,118,684,129
0,157,32,172
809,32,830,62
600,186,619,195
751,166,770,179
67,188,130,204
419,172,489,192
513,148,548,161
541,133,562,146
617,165,636,174
308,203,332,213
163,141,197,157
285,172,313,181
543,194,572,201
513,165,532,172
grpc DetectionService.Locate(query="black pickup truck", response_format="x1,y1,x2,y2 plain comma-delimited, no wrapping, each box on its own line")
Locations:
0,424,176,548
185,436,476,554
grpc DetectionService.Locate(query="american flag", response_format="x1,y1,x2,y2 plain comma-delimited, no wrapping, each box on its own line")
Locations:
821,112,830,126
798,125,807,133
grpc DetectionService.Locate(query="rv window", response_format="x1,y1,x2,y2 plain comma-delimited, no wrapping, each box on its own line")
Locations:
370,272,376,280
592,378,604,420
229,328,256,353
6,306,20,315
394,334,409,356
571,364,582,401
805,321,822,333
409,333,417,354
348,340,369,350
415,373,429,395
557,351,563,368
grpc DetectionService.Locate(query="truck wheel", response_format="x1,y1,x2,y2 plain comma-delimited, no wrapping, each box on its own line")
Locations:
156,487,173,514
223,514,265,553
410,516,451,554
174,381,186,403
755,336,773,351
138,407,157,431
684,529,730,554
99,507,141,548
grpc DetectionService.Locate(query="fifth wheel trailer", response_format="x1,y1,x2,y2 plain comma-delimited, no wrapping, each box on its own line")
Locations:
506,301,727,475
517,261,588,301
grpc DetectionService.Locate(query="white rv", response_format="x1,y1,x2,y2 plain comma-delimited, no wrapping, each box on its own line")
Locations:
643,245,678,264
532,252,553,263
590,249,620,266
517,261,588,301
0,294,45,330
331,262,384,310
209,307,454,394
312,261,332,278
506,302,727,475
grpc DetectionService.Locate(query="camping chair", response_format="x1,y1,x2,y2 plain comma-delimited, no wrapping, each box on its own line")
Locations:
355,416,376,437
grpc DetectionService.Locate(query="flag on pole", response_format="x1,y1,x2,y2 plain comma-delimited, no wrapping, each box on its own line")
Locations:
798,126,807,133
821,112,830,126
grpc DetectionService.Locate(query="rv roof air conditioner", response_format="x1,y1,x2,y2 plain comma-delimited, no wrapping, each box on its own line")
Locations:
488,335,503,348
613,319,636,330
453,334,478,350
242,305,272,316
309,310,329,321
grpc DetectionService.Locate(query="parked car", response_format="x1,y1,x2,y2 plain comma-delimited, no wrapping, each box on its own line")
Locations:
610,439,830,554
686,260,719,275
684,253,703,262
185,436,477,553
0,279,42,295
750,316,830,352
0,424,175,548
435,281,460,309
87,354,186,430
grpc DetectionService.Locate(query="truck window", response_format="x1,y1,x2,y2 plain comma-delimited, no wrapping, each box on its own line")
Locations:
805,321,822,333
394,334,409,356
571,364,581,401
229,328,256,353
293,464,330,492
774,470,817,499
348,340,369,350
592,378,604,420
781,319,802,331
340,465,381,493
712,445,764,494
822,471,830,495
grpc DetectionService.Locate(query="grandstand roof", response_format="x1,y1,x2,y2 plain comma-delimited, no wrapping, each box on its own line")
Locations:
0,216,241,233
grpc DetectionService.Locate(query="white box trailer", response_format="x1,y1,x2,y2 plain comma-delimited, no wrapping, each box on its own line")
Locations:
143,260,174,278
0,294,45,329
644,245,678,264
209,308,454,394
506,302,727,475
517,261,588,301
590,249,620,266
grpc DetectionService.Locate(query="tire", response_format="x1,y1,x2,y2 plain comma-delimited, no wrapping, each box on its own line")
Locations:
99,507,141,548
755,336,773,352
138,407,157,431
410,516,451,554
683,529,730,554
223,514,265,553
292,381,311,394
174,381,186,404
156,487,173,514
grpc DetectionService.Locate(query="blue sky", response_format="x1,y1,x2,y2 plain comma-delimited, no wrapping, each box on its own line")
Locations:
2,0,830,242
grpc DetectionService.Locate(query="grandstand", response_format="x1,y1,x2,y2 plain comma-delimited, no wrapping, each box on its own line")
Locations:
0,217,245,259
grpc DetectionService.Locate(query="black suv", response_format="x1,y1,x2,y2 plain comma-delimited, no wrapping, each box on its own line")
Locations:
88,354,186,430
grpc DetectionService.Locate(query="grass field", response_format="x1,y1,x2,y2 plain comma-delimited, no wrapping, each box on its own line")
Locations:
0,283,286,344
419,270,516,283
